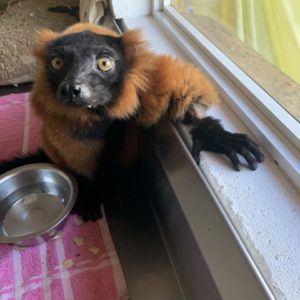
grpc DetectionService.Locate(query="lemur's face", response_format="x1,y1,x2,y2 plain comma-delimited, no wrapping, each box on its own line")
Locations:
46,31,126,110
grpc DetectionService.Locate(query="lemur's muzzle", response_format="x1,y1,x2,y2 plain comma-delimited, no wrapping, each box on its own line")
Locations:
57,80,92,108
58,82,81,99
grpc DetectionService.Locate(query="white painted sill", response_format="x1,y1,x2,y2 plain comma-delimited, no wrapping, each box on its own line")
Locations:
121,15,300,300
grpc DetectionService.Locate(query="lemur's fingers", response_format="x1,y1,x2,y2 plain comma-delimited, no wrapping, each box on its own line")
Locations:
239,148,258,170
218,141,260,171
223,149,242,171
227,132,265,163
190,117,264,171
241,138,265,163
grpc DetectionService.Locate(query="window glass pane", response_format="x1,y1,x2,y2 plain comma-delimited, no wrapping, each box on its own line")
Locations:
171,0,300,122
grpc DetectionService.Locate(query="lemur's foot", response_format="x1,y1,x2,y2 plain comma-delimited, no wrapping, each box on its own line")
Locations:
72,176,102,221
191,117,265,171
72,200,102,221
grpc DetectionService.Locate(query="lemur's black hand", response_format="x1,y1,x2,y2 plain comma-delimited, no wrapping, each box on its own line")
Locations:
72,176,102,221
190,117,264,171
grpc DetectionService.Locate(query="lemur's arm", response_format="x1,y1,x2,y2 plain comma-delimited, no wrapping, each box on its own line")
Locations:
137,55,264,170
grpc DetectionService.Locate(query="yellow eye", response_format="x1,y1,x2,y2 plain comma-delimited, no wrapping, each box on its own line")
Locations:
97,57,113,72
51,57,64,70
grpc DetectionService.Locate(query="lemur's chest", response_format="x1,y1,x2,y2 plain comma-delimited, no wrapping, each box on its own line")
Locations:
41,120,110,177
71,119,113,141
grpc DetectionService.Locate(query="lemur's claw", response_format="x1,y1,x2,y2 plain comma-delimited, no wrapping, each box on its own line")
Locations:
190,117,264,171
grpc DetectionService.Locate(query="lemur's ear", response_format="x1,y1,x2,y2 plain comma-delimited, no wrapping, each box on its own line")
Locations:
33,30,59,60
121,30,147,65
120,30,155,91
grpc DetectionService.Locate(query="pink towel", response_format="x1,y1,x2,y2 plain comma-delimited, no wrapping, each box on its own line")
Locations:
0,93,129,300
0,92,41,160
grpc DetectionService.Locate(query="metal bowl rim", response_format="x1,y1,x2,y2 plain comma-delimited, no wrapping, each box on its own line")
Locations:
0,163,77,243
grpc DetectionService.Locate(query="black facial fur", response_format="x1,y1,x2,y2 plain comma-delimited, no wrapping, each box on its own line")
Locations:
46,31,127,109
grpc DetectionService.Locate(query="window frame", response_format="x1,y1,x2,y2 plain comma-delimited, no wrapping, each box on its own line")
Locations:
151,0,300,189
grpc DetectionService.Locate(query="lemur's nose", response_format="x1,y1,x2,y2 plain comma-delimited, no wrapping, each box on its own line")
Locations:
59,83,81,98
72,85,81,96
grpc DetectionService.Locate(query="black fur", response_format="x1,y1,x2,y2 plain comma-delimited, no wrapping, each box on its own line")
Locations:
100,157,155,223
0,150,51,175
71,120,145,221
190,117,265,171
71,118,113,141
72,175,104,221
181,110,194,125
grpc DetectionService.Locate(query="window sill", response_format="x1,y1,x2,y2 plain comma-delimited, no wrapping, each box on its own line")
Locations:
121,15,300,300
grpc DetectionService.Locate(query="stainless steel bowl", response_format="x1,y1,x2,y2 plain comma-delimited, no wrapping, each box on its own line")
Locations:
0,163,77,246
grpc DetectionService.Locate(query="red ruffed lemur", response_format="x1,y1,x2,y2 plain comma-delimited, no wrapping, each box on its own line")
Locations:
0,23,264,220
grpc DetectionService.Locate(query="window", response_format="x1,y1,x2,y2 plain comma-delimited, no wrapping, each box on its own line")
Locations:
171,0,300,122
151,0,299,189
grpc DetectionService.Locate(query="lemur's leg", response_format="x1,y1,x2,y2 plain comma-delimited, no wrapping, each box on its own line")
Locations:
72,175,103,221
184,103,265,171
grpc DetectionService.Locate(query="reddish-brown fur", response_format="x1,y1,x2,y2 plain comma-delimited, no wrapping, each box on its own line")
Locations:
31,23,219,176
136,55,219,127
